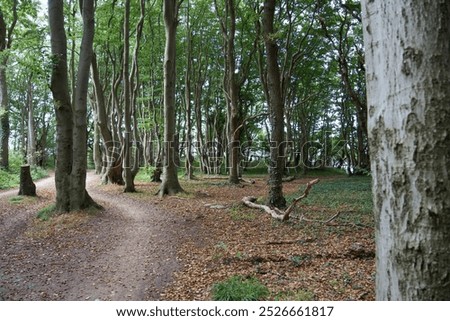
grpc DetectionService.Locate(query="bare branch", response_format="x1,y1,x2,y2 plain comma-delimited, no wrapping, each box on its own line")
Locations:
242,179,319,221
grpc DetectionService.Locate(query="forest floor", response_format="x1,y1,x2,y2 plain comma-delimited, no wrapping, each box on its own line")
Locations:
0,171,375,301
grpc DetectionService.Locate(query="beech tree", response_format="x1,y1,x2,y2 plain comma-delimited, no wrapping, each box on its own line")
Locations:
262,0,286,208
362,0,450,300
159,0,183,196
49,0,96,211
0,0,18,169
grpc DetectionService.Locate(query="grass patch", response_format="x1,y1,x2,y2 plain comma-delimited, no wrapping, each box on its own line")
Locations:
212,275,269,301
37,204,57,221
9,196,24,204
0,152,48,190
28,207,100,239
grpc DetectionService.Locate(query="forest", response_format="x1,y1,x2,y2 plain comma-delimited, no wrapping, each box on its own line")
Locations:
1,0,449,302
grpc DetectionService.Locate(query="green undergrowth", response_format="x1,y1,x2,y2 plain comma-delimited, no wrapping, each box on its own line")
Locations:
0,154,49,190
37,204,57,221
288,175,373,226
212,275,269,301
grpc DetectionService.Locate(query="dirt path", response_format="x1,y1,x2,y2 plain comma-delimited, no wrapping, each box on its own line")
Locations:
0,173,198,300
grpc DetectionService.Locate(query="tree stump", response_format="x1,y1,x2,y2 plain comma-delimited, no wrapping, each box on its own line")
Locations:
18,165,36,196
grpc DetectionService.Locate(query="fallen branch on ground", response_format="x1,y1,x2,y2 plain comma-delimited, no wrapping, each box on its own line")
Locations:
242,179,320,221
239,177,255,184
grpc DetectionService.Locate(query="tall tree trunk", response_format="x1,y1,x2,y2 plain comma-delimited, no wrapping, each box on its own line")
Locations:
159,0,183,196
0,2,17,169
184,0,194,180
122,0,135,192
263,0,286,209
214,0,242,184
71,0,96,210
93,121,102,174
91,53,123,185
49,0,74,212
49,0,97,212
130,0,146,181
362,0,450,300
26,76,36,166
0,57,9,169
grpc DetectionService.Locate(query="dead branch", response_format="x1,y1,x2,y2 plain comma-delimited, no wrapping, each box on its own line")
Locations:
242,196,286,220
282,178,319,221
242,179,320,221
239,177,255,184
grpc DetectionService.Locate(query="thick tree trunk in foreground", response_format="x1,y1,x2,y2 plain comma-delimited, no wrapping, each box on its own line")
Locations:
362,0,450,300
49,0,97,211
49,0,74,212
159,0,183,196
18,165,36,196
263,0,286,209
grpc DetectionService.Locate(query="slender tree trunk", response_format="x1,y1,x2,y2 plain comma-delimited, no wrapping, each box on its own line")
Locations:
0,57,9,169
122,0,135,192
93,122,102,174
130,0,146,181
362,0,450,300
263,0,286,208
214,0,242,184
91,53,123,184
184,0,194,180
159,0,183,196
71,0,96,210
26,77,36,166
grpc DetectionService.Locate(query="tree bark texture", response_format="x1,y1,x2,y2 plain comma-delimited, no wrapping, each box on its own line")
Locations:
49,0,97,212
362,0,450,300
159,0,183,196
122,0,135,192
0,2,17,170
49,0,74,212
71,0,96,209
263,0,286,208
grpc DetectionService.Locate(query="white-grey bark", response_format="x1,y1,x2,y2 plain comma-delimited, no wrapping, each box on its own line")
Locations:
362,0,450,300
